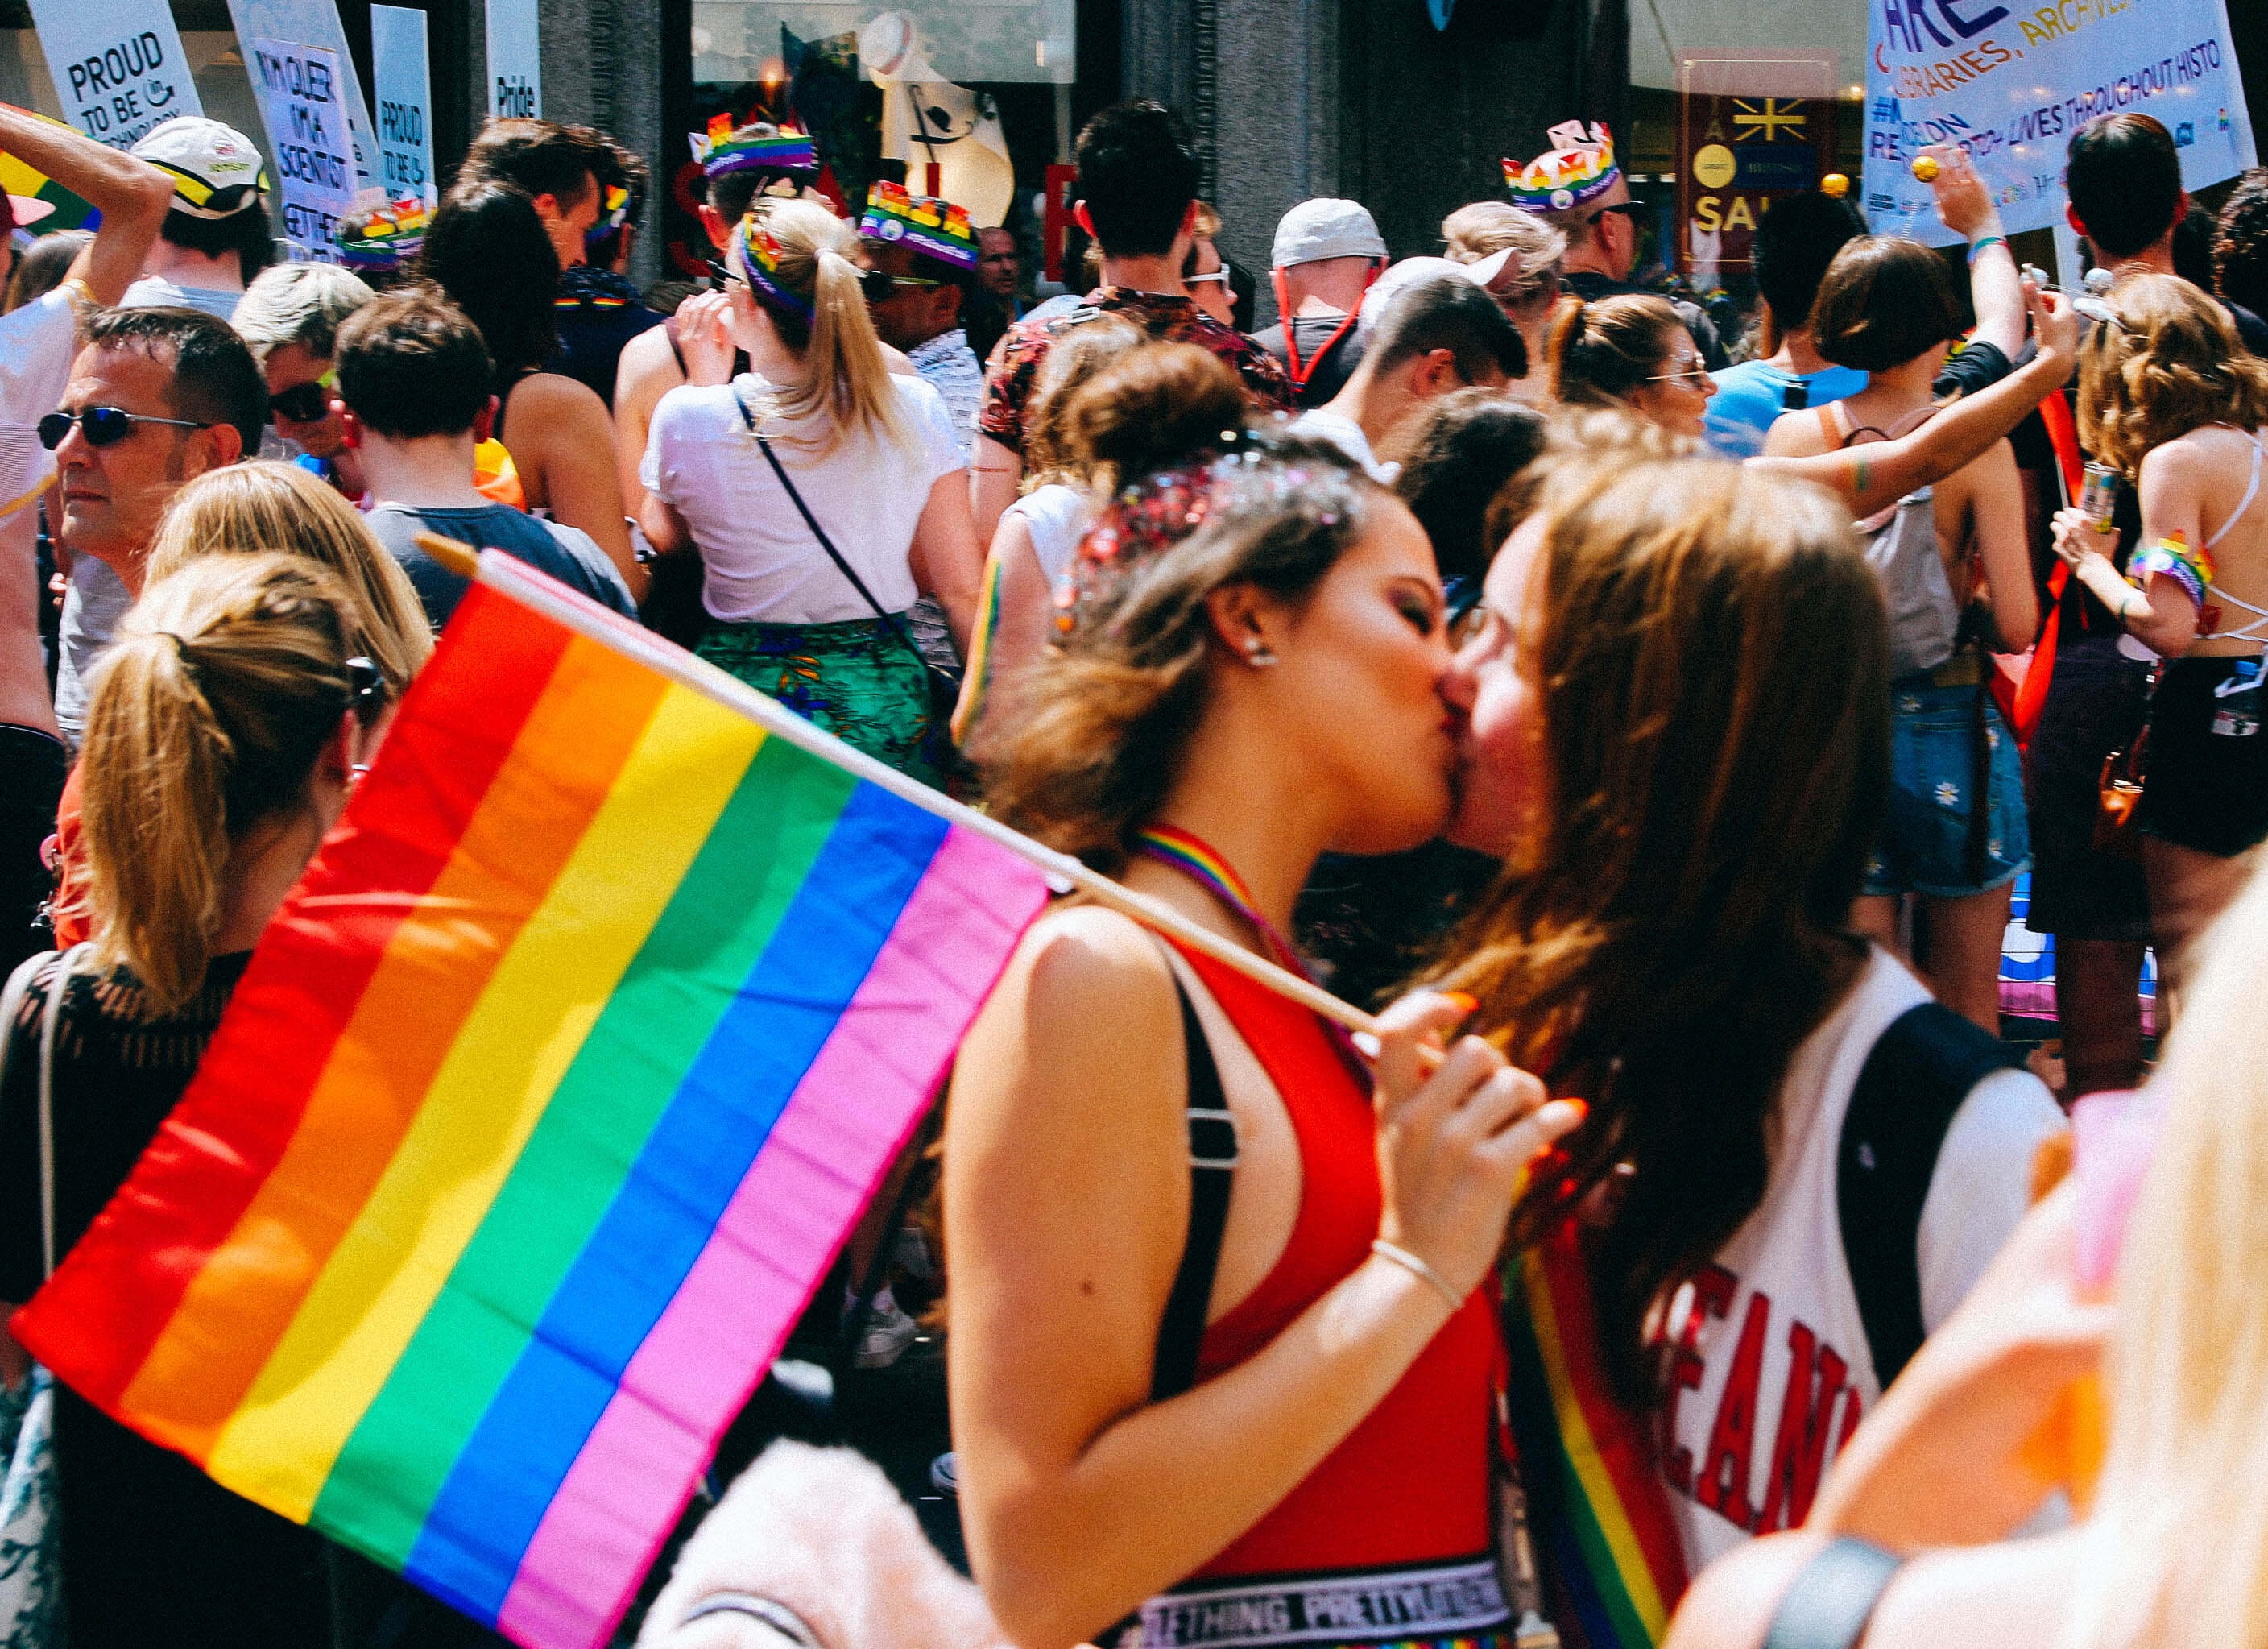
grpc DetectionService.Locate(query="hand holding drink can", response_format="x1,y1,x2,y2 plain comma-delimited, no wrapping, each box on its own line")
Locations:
2080,462,2120,532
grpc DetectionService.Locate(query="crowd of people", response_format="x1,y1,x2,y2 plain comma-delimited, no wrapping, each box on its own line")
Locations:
0,77,2262,1649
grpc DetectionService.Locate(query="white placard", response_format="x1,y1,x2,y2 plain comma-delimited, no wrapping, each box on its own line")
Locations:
24,0,204,151
1864,0,2257,242
248,39,357,253
486,0,541,118
370,5,435,205
226,0,377,202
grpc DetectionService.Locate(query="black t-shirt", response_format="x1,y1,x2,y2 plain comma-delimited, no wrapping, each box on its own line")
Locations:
1255,312,1369,409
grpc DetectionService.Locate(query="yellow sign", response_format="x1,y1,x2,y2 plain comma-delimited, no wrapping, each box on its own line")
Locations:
1693,143,1736,189
1732,97,1807,143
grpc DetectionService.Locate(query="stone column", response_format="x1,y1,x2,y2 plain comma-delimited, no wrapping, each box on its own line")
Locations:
536,0,666,285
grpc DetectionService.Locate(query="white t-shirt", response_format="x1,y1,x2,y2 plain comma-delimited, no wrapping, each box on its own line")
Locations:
0,284,81,511
1002,482,1093,593
1661,947,2064,1574
641,372,966,626
1289,406,1397,483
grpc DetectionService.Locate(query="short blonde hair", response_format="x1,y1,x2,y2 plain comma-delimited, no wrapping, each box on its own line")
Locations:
145,460,433,695
231,262,375,364
1442,201,1567,305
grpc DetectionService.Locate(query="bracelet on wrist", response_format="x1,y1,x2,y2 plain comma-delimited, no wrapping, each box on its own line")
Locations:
1370,1239,1463,1311
1968,234,2008,266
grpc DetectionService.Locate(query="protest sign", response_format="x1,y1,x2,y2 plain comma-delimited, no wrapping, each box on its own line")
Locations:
486,0,542,118
370,5,436,205
24,0,203,151
248,39,356,254
1863,0,2257,242
226,0,376,207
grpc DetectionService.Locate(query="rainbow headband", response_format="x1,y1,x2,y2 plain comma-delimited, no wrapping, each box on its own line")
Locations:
1505,119,1620,213
586,182,631,244
693,114,819,182
858,181,977,271
733,213,813,325
336,195,430,271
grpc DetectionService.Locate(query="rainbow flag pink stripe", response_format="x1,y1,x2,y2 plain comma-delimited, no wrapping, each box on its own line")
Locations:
14,577,1050,1649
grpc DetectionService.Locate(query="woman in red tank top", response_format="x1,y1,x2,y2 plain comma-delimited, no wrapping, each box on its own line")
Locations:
946,425,1582,1649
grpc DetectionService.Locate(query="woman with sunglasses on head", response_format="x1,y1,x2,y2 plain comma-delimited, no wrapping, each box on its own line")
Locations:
1548,293,1717,439
230,262,375,498
1760,235,2039,1034
2050,272,2268,1013
0,553,392,1649
641,199,982,785
946,436,1584,1649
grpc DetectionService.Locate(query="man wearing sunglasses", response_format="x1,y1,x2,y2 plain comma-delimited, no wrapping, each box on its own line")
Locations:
48,308,266,746
1506,119,1727,372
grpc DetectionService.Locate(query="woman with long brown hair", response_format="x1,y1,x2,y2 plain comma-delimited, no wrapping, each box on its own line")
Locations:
1548,293,1716,439
946,436,1583,1649
1433,450,2063,1604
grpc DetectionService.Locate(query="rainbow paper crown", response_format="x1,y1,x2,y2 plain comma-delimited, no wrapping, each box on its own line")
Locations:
692,114,819,182
858,181,977,272
733,211,813,324
335,193,430,271
1504,120,1620,213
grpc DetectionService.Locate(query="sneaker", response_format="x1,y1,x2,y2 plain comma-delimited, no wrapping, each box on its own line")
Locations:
851,1287,921,1369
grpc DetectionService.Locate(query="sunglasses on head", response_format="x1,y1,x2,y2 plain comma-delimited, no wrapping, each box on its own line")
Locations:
38,406,210,450
269,369,337,424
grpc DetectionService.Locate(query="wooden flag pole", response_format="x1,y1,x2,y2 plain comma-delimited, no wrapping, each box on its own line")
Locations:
414,532,1397,1046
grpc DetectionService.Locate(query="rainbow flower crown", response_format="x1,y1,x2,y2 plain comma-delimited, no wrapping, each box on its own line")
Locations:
1504,120,1620,213
858,181,977,271
733,211,813,324
335,193,429,271
692,114,819,182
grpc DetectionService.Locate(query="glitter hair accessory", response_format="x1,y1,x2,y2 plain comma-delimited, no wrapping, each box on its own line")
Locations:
858,181,978,272
336,193,430,271
732,211,815,325
693,114,820,182
1503,120,1620,214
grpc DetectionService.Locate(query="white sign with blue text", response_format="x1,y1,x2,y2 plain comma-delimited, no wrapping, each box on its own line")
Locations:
249,38,357,254
1864,0,2256,242
370,5,436,205
24,0,204,151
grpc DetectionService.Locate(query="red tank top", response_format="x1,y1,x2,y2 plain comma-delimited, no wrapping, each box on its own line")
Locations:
1172,942,1503,1582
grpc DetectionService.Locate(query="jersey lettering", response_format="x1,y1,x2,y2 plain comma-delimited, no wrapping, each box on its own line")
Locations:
1692,1287,1771,1527
1662,1264,1736,1495
1752,1320,1849,1533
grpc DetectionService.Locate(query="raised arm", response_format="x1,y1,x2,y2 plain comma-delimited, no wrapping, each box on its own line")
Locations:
1924,144,2026,363
0,104,174,306
1754,283,2076,512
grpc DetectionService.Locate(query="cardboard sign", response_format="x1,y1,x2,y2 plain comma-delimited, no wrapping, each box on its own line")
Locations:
1677,51,1840,281
486,0,541,118
248,38,356,253
25,0,204,151
226,0,377,210
370,5,436,205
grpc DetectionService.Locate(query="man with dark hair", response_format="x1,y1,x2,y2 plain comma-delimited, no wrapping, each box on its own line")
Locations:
2215,168,2268,326
1292,272,1523,479
459,117,605,269
336,290,635,626
48,306,264,742
121,118,273,320
859,184,985,457
553,128,666,405
1703,190,1864,456
971,100,1289,541
2068,113,2268,350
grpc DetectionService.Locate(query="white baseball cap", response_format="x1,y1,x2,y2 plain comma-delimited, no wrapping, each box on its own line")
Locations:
1355,255,1498,342
1271,198,1388,270
132,117,269,219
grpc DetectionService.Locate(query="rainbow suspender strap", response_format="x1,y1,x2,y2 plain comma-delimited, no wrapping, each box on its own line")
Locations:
1501,1223,1689,1649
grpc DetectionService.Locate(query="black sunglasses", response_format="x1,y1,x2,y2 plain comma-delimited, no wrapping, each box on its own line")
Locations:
39,406,210,450
269,379,336,423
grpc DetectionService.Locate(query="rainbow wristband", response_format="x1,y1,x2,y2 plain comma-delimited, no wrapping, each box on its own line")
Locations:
2128,532,2215,611
1968,234,2008,265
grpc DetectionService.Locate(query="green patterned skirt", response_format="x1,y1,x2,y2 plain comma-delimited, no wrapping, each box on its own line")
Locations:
697,615,943,787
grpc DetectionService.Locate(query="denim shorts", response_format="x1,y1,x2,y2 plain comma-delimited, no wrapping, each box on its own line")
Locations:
1864,676,2030,897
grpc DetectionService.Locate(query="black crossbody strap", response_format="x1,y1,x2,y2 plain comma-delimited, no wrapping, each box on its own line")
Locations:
733,388,925,665
1151,976,1239,1402
1761,1537,1903,1649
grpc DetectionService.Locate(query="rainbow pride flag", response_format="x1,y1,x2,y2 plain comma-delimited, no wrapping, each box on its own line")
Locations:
14,563,1051,1649
1502,1227,1689,1649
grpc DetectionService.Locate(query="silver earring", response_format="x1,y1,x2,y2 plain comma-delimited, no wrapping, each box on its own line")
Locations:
1244,641,1277,667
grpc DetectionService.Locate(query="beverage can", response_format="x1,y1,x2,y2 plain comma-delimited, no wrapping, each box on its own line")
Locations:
2080,462,2120,528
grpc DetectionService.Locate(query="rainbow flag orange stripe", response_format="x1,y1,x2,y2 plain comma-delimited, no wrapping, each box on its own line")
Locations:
15,575,1051,1649
1503,1226,1689,1649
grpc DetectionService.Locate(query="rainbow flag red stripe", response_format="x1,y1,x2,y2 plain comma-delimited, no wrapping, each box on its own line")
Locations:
15,574,1050,1649
1502,1226,1689,1649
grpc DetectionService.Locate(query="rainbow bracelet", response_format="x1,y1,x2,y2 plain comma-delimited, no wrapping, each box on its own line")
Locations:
2128,531,2216,611
1968,234,2007,264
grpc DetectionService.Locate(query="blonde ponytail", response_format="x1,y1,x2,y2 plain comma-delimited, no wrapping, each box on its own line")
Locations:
79,553,365,1017
733,197,915,458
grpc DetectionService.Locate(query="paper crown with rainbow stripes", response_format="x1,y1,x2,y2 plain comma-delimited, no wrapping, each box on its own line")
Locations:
335,193,430,271
1504,120,1620,213
857,181,977,272
691,114,819,182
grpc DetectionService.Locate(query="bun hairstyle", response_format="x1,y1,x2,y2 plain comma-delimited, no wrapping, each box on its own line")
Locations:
985,435,1376,869
2079,271,2268,479
730,197,913,458
144,460,433,698
1441,201,1567,308
1062,341,1247,491
1019,315,1148,487
1548,292,1684,407
79,553,380,1017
